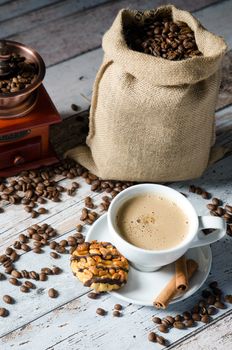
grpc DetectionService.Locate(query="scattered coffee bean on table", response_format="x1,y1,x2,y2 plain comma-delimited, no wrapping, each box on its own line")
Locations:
52,266,62,275
156,335,166,346
148,332,157,343
114,304,122,311
152,316,161,324
158,324,169,333
20,285,29,293
3,295,14,304
113,310,121,317
48,288,58,298
96,308,106,316
88,292,99,300
0,307,8,317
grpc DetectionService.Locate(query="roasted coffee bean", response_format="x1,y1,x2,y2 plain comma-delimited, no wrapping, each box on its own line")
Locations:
212,287,222,296
88,292,99,299
207,295,216,305
148,332,157,342
5,266,13,274
48,288,58,298
212,198,221,206
183,311,192,320
201,315,210,323
214,301,226,309
18,234,27,243
3,295,14,304
184,319,194,327
114,304,122,311
195,187,202,195
207,306,217,315
20,285,29,293
31,210,38,218
225,205,232,213
152,316,161,324
113,310,121,317
38,207,47,214
192,313,201,321
39,273,47,281
198,300,207,308
21,243,31,252
33,247,42,254
49,241,57,250
9,277,19,285
173,321,185,329
11,270,22,279
32,233,42,241
5,247,13,255
50,252,60,259
0,308,8,317
96,307,106,316
156,335,166,346
202,191,210,199
216,207,225,216
223,213,232,222
13,241,21,249
0,272,6,280
0,254,8,263
165,316,175,325
10,251,19,262
76,224,83,232
189,185,196,193
29,271,39,280
52,266,62,275
174,314,183,322
161,319,170,327
158,324,168,333
207,204,217,211
24,281,35,289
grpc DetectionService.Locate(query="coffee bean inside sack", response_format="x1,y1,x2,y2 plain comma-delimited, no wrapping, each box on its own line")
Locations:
124,15,202,60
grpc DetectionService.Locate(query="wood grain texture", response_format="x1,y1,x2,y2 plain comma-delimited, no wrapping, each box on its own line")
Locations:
6,0,221,66
0,0,61,22
0,0,111,38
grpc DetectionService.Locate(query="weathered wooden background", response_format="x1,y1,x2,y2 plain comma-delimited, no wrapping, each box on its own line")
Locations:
0,1,232,349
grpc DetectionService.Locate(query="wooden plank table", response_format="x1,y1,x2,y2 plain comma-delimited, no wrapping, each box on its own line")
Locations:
1,1,232,349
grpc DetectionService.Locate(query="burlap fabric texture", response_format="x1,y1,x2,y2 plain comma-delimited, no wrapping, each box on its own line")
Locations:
66,5,227,182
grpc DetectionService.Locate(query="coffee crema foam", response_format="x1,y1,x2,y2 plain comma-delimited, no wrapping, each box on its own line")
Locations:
116,194,189,250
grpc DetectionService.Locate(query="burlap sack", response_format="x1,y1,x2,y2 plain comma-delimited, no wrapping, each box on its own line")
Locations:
66,5,227,182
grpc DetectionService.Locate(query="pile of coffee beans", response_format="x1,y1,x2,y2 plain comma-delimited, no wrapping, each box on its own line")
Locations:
148,281,232,345
0,53,37,94
124,16,202,60
189,184,232,237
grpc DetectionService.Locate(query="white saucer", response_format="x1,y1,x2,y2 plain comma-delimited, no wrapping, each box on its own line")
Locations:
86,214,212,306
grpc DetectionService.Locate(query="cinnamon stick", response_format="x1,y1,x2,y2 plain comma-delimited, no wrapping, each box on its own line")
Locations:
175,255,188,291
153,259,198,309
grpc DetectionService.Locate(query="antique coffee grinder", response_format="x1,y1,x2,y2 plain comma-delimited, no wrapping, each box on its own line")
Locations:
0,39,61,177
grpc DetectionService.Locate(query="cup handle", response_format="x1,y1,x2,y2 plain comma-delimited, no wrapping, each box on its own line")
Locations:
189,216,227,248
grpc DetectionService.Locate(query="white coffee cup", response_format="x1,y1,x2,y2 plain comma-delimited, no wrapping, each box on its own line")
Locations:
107,184,226,272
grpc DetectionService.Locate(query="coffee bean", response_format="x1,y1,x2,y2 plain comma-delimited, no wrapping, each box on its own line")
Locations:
183,311,192,320
49,241,57,250
174,314,183,322
207,306,217,315
52,266,62,275
212,198,221,206
189,185,196,193
207,295,216,305
50,252,60,259
202,191,210,199
0,308,8,317
201,315,210,323
29,271,39,280
114,304,122,311
24,281,35,289
195,187,202,195
33,247,42,254
20,285,29,293
214,301,226,309
0,272,6,280
39,273,47,281
201,289,212,299
173,321,185,329
212,287,222,296
158,324,168,333
184,319,194,327
148,332,157,342
5,266,13,274
18,234,27,243
225,205,232,213
156,335,166,346
165,316,175,325
207,204,217,211
5,247,13,255
216,207,225,216
3,295,14,304
152,316,161,324
48,288,58,298
41,268,53,275
96,307,106,316
88,292,99,299
32,233,42,241
76,224,83,232
21,244,31,252
113,310,121,317
11,270,22,279
38,207,47,214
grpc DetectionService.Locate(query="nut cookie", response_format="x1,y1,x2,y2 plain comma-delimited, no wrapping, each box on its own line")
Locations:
70,240,129,292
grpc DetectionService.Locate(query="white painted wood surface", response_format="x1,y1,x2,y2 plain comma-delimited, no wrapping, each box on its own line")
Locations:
1,1,232,349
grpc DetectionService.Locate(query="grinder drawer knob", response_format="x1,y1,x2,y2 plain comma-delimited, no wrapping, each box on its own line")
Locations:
13,155,25,165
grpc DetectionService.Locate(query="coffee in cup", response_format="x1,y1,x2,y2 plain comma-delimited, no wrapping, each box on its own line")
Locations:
116,193,189,250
